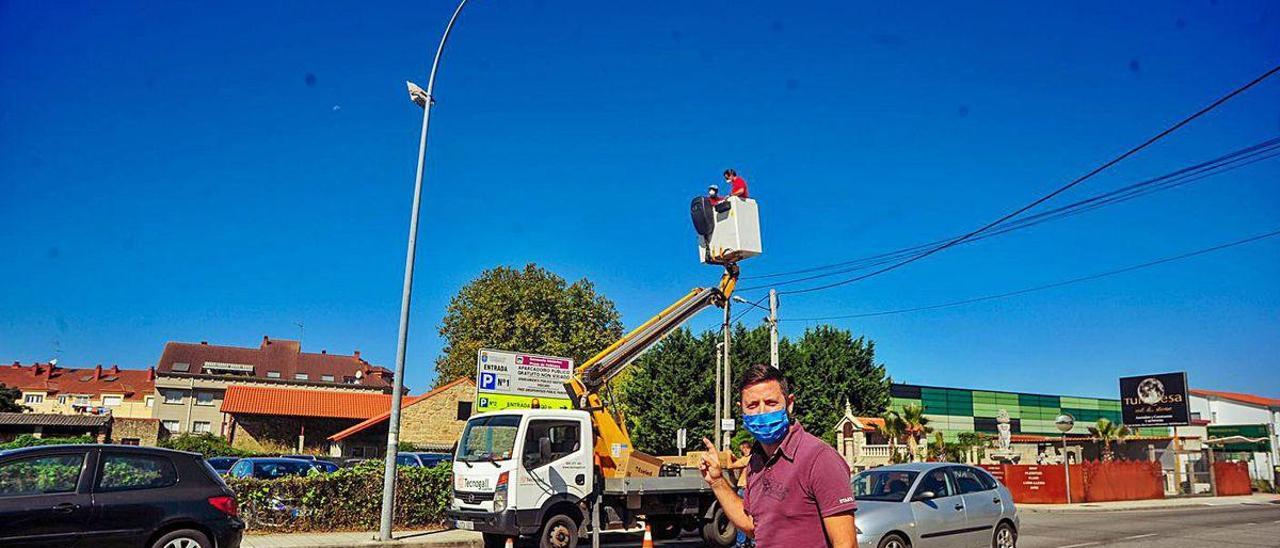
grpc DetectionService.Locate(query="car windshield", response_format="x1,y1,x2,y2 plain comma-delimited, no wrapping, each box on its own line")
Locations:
852,470,920,502
253,460,314,478
457,415,521,462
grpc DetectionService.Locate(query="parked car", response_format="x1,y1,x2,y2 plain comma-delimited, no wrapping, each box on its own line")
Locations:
310,460,340,473
851,463,1018,548
227,458,320,480
278,454,318,461
395,452,451,468
206,456,240,475
0,444,244,548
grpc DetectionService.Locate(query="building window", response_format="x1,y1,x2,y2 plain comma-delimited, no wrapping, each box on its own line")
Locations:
145,396,154,408
102,395,123,407
162,420,181,433
267,371,281,379
294,373,309,381
195,391,215,406
192,421,212,434
321,375,335,382
75,395,90,406
23,394,43,404
162,390,184,405
58,395,69,405
172,362,190,372
344,376,358,384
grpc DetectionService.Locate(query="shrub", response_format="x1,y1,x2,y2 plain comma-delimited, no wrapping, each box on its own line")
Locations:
227,462,452,532
0,434,94,450
160,433,262,458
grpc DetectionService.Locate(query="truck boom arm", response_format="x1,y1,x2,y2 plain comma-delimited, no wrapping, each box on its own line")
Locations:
565,264,739,477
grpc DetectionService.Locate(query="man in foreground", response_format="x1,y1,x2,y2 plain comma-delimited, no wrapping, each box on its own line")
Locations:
699,364,857,547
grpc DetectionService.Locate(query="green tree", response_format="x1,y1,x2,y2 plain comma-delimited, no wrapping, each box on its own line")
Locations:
878,411,907,462
160,433,255,458
617,328,718,454
1087,418,1131,461
0,383,27,412
434,264,624,386
784,326,891,444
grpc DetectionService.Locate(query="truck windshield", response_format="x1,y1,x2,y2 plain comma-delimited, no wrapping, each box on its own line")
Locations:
457,415,521,462
852,470,919,502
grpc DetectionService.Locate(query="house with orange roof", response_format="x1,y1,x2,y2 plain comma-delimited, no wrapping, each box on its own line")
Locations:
219,377,474,457
0,361,157,419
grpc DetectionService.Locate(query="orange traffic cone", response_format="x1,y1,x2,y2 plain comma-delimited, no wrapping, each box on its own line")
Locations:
641,521,655,548
504,537,514,548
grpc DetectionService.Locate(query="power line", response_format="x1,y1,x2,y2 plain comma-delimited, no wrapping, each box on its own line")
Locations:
776,62,1280,297
780,228,1280,322
742,137,1280,288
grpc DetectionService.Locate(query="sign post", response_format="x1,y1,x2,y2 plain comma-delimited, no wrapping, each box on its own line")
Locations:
475,349,574,413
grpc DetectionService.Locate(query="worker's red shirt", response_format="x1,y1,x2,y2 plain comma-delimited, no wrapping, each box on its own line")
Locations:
729,176,749,199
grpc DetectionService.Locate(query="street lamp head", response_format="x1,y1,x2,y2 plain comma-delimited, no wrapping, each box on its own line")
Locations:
1055,414,1075,433
732,296,750,304
406,81,430,108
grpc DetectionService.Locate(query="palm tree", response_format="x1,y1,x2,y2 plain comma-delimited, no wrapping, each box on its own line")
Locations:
899,403,932,462
1087,418,1131,461
877,411,907,462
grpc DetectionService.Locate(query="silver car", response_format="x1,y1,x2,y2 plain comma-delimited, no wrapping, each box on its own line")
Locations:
852,463,1018,548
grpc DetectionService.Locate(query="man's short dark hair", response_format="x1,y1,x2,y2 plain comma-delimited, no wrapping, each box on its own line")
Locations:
724,168,737,177
738,363,789,396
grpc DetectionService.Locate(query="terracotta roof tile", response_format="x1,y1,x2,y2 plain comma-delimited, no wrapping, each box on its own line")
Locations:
0,363,154,401
1189,389,1280,409
220,385,404,420
156,336,395,390
328,377,475,441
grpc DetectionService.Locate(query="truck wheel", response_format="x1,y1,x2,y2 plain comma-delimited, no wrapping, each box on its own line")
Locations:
700,505,737,547
649,518,681,540
539,514,579,548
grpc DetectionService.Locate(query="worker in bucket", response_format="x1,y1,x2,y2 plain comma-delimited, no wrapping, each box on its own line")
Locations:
699,364,857,547
723,168,750,199
708,184,724,205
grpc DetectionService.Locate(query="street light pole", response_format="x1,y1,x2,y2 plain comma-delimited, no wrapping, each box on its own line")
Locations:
768,289,778,369
1055,414,1075,505
379,0,469,541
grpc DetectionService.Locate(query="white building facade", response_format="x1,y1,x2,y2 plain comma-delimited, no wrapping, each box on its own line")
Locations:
1189,389,1280,483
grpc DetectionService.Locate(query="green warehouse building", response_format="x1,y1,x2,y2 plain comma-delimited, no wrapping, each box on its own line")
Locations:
889,383,1164,442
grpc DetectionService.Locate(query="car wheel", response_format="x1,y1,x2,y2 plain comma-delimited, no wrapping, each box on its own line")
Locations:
539,513,578,548
152,528,212,548
878,532,910,548
993,522,1017,548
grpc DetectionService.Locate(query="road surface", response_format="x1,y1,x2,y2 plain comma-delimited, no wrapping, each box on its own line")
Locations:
597,502,1280,547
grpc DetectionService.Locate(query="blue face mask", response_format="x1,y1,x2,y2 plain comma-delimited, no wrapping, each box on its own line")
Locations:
743,409,790,445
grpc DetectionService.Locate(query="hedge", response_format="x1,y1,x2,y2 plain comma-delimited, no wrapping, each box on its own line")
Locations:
0,434,94,450
226,461,452,532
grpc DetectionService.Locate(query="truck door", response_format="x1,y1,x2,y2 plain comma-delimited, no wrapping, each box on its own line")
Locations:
516,419,591,512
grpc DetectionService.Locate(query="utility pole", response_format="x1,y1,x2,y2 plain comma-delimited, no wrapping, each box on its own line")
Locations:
714,342,723,450
722,298,732,452
768,289,779,369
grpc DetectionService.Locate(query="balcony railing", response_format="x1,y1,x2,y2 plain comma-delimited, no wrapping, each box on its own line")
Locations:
860,445,894,458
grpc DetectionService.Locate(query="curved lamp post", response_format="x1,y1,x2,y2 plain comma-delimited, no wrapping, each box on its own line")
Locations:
1055,413,1075,504
379,0,470,541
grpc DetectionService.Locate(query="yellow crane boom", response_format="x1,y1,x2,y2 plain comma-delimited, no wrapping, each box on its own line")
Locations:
564,264,739,478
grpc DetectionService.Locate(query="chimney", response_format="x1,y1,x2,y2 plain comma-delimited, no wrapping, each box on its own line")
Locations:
353,350,361,360
95,364,103,380
262,335,271,347
110,365,120,374
11,361,20,368
32,364,41,376
148,367,156,381
320,350,326,354
201,341,208,345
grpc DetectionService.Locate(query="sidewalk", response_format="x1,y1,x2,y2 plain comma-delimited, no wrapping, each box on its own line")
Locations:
242,529,482,548
1020,493,1279,512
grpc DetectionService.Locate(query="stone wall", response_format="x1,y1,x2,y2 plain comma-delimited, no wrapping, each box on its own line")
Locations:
398,380,474,451
230,414,363,454
111,417,164,446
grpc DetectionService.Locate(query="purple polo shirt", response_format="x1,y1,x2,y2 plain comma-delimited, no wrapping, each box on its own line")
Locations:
742,422,856,546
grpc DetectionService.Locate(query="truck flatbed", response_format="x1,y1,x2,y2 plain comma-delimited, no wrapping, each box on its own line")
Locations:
603,473,711,495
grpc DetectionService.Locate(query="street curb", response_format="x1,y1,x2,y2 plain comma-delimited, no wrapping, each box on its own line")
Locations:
241,530,483,548
1019,495,1280,513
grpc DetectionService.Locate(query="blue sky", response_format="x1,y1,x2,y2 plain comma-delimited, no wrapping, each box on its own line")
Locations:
2,1,1278,400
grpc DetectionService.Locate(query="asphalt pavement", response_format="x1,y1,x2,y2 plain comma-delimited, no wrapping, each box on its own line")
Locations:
594,503,1280,547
